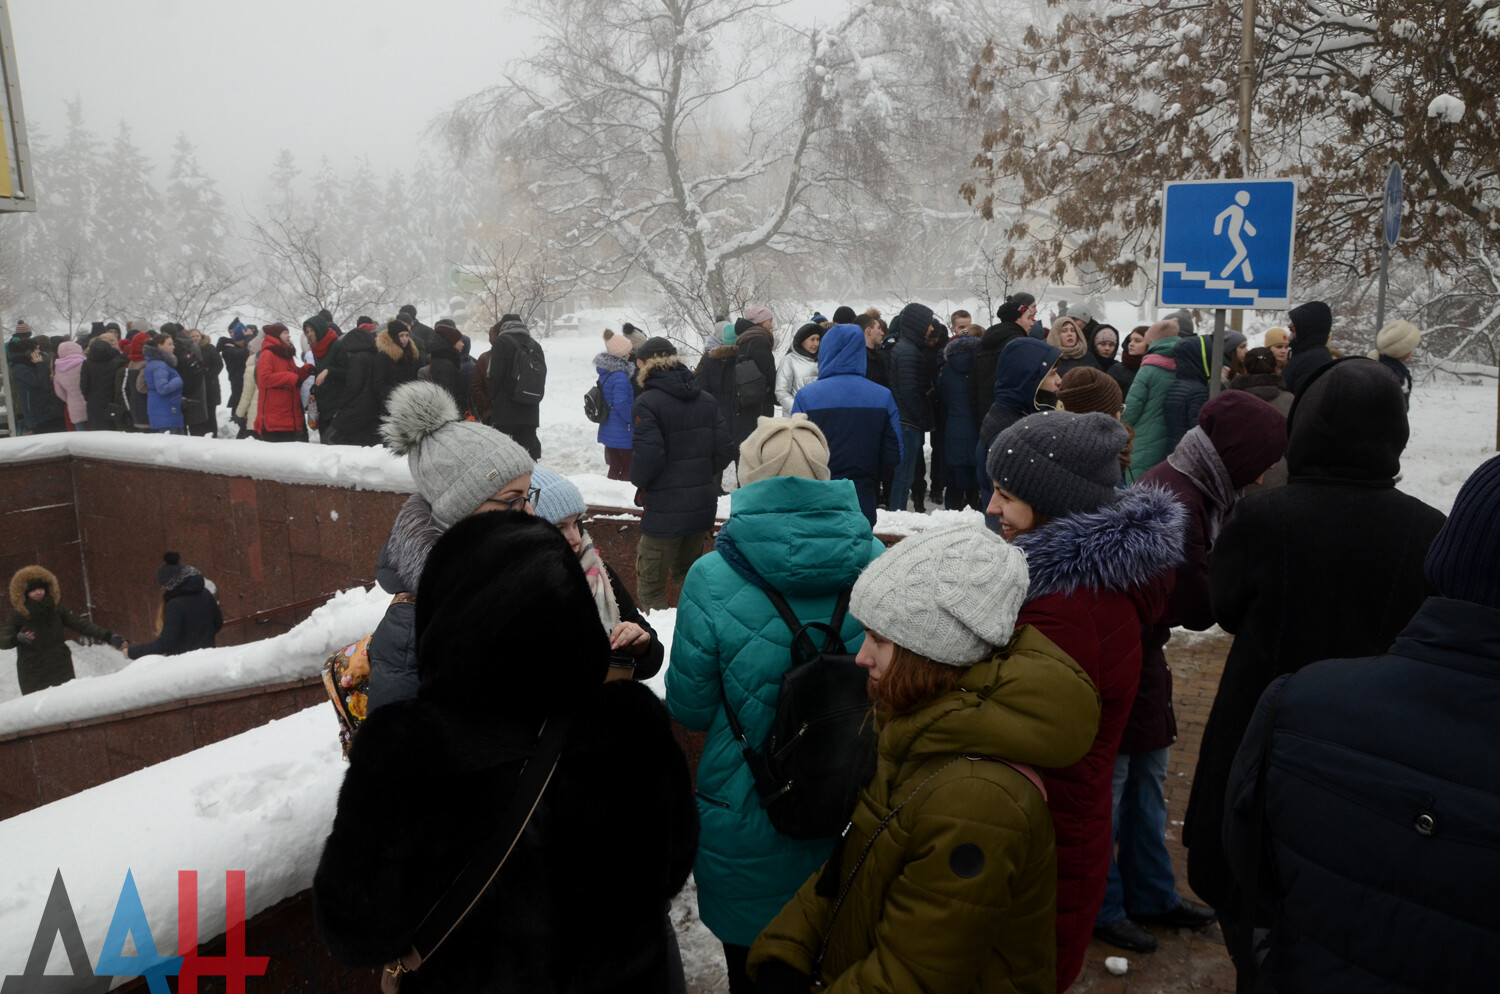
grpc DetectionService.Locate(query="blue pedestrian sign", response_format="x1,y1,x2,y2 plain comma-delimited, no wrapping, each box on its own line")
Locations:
1384,163,1402,247
1158,178,1298,310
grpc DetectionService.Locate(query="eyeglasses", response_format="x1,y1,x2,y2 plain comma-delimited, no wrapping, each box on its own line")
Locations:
482,486,541,512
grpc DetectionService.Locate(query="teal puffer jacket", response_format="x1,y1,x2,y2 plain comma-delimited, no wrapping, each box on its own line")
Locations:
666,475,886,947
1123,336,1181,483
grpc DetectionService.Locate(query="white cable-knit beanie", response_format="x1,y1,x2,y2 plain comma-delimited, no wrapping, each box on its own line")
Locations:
850,524,1030,666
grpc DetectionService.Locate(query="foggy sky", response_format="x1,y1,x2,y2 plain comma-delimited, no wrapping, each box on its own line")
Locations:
10,0,851,210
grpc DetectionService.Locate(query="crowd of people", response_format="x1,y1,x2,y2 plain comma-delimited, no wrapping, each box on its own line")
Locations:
5,292,1494,993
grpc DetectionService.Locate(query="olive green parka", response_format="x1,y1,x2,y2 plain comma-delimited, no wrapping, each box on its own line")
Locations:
1,566,115,695
749,625,1102,994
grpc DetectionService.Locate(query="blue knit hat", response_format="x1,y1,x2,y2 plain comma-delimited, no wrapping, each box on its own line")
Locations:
530,466,588,526
1424,455,1500,610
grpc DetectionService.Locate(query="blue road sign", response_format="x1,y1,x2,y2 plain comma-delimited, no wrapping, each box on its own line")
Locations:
1158,178,1298,310
1384,162,1402,247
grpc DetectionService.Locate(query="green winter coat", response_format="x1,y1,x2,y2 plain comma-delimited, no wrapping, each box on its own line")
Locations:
1122,336,1181,483
666,475,886,947
1,566,115,696
749,627,1102,994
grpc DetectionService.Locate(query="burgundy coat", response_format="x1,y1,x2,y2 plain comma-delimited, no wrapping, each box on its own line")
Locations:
1127,392,1289,755
1012,486,1182,991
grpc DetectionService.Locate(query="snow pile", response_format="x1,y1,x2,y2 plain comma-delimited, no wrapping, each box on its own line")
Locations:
1426,93,1466,123
0,585,391,734
0,432,415,493
0,705,344,974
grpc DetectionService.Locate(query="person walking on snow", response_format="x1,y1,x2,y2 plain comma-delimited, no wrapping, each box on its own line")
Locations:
594,329,637,480
127,553,223,659
485,313,546,459
2,566,127,695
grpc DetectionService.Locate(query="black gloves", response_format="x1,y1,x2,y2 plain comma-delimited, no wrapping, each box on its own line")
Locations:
755,960,812,994
15,630,36,645
108,634,126,650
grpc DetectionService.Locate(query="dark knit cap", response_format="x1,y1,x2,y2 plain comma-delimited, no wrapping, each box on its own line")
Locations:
832,305,858,324
996,292,1036,322
398,304,418,319
986,410,1128,519
1197,391,1288,489
635,336,677,360
434,319,463,347
1058,366,1123,415
157,552,201,590
1425,455,1500,610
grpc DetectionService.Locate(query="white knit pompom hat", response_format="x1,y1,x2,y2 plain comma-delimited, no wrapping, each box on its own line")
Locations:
850,524,1030,666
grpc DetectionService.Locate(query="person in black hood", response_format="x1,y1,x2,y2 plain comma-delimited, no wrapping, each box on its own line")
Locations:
887,302,937,511
127,553,223,658
1162,335,1213,455
1281,300,1334,395
969,292,1036,428
426,320,470,418
314,513,698,994
631,338,736,610
326,322,388,447
79,335,128,430
1183,358,1447,971
975,336,1062,531
1224,454,1500,993
219,321,252,417
1090,323,1120,375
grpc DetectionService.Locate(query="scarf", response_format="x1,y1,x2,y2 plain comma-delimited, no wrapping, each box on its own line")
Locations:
309,329,339,361
1121,348,1144,372
1048,322,1088,360
578,532,621,633
1166,426,1237,544
265,339,296,361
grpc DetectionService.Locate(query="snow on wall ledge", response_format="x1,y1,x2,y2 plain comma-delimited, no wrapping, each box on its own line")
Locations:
0,585,391,737
0,705,344,975
0,432,416,493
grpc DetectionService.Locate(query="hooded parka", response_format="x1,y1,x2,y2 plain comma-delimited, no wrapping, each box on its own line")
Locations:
1122,336,1181,483
1,566,117,695
630,356,736,538
1162,335,1212,455
593,352,636,450
1183,359,1446,928
79,337,128,430
667,476,885,948
747,626,1102,994
774,325,821,412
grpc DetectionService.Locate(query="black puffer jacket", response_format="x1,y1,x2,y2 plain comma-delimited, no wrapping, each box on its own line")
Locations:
1162,335,1211,455
79,339,127,430
426,338,469,417
967,320,1028,429
732,326,778,440
332,327,414,447
886,303,935,430
1225,596,1500,992
631,357,735,538
164,324,212,429
314,514,698,994
198,335,224,414
219,337,250,412
1184,359,1447,921
127,574,223,659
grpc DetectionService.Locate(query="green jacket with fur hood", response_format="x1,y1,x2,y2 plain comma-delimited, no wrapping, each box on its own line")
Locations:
1,566,116,696
749,626,1101,994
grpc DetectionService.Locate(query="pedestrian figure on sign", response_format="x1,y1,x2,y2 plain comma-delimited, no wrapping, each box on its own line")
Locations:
1215,190,1257,282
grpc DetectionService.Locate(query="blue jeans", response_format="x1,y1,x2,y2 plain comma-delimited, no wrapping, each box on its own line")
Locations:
888,426,924,511
1097,747,1182,925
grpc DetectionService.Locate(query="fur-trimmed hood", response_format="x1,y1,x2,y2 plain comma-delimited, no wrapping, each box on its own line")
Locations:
376,494,447,593
1011,485,1184,601
593,352,635,376
9,566,59,617
637,354,695,392
703,344,739,362
376,327,418,364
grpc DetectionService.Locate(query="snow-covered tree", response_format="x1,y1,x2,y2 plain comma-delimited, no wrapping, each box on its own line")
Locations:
966,0,1500,291
94,122,165,304
441,0,1005,336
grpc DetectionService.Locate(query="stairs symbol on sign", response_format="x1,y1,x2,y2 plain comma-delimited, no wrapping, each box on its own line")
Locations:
1160,263,1263,304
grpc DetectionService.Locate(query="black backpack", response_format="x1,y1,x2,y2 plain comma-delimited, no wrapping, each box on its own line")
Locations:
583,375,614,424
733,353,768,413
724,588,877,840
509,335,547,405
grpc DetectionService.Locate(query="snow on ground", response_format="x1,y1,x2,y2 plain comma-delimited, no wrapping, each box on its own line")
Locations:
0,705,344,977
0,584,390,733
1398,374,1497,514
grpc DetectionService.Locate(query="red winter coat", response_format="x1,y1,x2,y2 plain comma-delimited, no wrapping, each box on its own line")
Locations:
1011,486,1182,992
255,341,313,434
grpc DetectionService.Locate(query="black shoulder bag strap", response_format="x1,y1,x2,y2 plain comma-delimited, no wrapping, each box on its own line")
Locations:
1235,678,1289,990
381,715,573,994
721,588,851,753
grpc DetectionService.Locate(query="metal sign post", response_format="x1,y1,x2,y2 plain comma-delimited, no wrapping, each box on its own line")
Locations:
1158,178,1298,396
1376,162,1402,333
0,1,36,212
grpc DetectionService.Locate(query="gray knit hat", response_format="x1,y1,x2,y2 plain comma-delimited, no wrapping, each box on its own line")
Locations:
381,381,535,529
985,410,1128,520
530,465,588,526
850,524,1030,667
